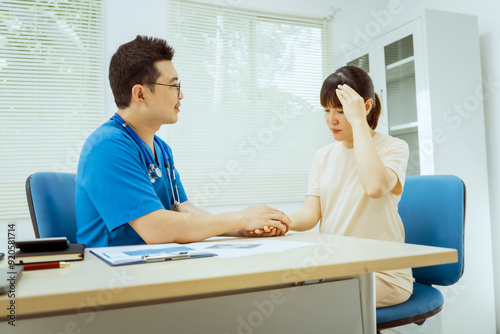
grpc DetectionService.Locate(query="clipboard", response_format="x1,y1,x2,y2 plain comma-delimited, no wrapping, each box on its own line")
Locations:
90,244,217,266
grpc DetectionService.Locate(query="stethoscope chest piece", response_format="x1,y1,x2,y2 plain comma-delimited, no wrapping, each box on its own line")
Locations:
148,164,162,183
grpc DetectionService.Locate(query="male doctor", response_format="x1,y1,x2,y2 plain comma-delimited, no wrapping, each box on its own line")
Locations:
75,35,290,247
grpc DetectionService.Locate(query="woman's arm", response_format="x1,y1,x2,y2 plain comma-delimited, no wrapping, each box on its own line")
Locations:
336,84,399,198
289,195,321,231
351,121,399,198
247,197,321,235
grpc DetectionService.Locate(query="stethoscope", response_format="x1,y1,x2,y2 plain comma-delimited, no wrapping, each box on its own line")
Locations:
111,113,181,207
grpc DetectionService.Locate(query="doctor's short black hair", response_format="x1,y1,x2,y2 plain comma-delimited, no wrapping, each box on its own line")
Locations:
109,35,175,109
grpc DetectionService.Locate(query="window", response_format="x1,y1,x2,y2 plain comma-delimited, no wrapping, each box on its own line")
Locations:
167,1,332,207
0,0,104,220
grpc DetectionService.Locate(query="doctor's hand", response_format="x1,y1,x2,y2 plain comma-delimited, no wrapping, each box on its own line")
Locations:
335,84,371,126
238,205,290,236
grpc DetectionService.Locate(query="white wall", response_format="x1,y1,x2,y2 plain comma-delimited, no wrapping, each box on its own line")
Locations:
105,0,500,333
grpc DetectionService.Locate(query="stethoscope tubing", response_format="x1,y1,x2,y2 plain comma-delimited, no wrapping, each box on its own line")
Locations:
111,113,180,207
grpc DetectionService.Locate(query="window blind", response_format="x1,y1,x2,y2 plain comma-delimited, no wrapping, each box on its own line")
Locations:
0,0,104,220
167,1,333,207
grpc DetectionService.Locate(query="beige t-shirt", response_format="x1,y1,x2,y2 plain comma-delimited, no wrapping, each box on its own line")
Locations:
307,132,413,293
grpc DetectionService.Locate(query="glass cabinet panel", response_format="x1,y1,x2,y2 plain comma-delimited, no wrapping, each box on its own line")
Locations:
384,35,414,66
347,54,370,74
384,35,420,175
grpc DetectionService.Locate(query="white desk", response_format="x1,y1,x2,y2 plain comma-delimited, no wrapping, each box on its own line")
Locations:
0,232,457,334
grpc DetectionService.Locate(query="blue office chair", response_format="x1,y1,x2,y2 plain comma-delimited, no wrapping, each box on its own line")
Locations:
376,175,465,333
25,172,78,244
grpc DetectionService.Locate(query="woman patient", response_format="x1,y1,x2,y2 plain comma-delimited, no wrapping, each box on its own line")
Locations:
288,65,413,307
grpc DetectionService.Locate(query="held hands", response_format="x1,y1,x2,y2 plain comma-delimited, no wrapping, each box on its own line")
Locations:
239,205,290,237
335,84,371,126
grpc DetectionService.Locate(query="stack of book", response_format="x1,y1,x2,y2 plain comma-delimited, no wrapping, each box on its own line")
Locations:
14,237,85,265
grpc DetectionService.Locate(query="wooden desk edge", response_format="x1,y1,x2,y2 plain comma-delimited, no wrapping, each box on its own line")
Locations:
0,248,458,320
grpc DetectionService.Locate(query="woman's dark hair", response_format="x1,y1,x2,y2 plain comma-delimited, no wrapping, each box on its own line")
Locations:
320,66,381,130
108,35,175,109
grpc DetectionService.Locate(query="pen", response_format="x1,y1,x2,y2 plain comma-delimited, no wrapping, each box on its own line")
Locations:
141,251,217,263
23,262,70,271
143,251,190,263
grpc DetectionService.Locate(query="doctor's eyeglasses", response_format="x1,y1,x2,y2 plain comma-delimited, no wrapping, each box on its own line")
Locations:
144,81,181,97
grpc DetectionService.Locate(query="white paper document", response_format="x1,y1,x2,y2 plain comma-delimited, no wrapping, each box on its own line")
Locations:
197,240,318,258
90,239,318,266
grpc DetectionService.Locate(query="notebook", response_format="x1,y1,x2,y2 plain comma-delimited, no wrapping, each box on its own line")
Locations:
14,243,86,265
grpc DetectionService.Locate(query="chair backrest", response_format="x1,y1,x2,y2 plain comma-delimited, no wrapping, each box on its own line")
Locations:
26,172,78,244
399,175,465,286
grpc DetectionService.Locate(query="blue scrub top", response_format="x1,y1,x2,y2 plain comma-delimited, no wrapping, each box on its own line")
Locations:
75,119,188,247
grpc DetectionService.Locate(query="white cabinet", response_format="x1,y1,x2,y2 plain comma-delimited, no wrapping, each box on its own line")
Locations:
341,9,484,176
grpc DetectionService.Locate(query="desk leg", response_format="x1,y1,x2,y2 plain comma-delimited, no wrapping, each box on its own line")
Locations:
359,272,376,334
